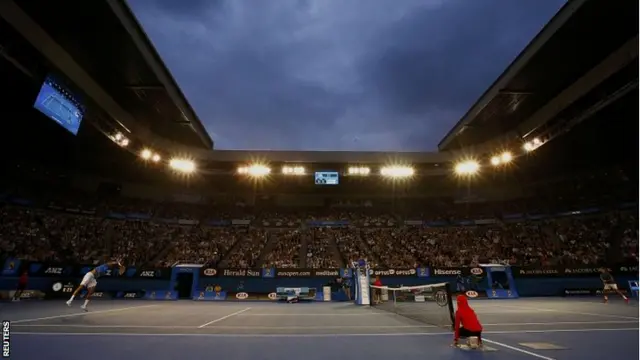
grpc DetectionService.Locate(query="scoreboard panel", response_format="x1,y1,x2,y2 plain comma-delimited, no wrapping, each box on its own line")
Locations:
315,171,339,185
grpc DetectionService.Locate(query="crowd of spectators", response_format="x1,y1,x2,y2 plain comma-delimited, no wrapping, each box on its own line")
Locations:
0,197,637,269
263,230,303,268
223,229,268,268
306,229,340,268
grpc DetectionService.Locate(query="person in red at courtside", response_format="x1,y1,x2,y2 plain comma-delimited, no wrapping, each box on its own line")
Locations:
371,276,383,304
13,271,28,302
453,294,483,349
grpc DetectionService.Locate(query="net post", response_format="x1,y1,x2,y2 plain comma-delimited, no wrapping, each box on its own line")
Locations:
444,282,455,330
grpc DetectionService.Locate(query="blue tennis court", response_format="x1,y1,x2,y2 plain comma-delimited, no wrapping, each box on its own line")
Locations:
3,298,638,360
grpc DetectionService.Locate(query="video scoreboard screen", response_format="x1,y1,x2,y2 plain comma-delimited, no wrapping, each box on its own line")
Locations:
315,171,339,185
33,74,85,135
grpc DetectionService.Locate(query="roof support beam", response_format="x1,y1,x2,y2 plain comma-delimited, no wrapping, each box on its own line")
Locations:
107,0,213,149
0,1,156,144
518,35,638,138
124,85,164,90
465,35,638,156
438,0,587,151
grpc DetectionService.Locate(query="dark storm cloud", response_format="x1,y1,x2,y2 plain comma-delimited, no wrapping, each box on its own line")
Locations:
128,0,565,151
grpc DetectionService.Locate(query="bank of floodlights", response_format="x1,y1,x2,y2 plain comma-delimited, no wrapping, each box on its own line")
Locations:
454,160,480,176
282,166,306,175
140,149,161,163
110,132,129,147
348,167,370,176
238,164,271,177
490,151,513,166
523,137,543,152
169,158,196,174
380,166,414,178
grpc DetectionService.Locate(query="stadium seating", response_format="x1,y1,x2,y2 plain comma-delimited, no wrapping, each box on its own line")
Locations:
0,189,637,268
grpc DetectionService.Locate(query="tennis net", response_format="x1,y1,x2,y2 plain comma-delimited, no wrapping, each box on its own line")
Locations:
370,282,455,329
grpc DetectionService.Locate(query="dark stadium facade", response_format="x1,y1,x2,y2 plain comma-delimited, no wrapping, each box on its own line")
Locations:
0,0,636,173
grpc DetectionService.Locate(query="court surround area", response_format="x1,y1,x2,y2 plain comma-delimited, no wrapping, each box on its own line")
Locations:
3,298,638,360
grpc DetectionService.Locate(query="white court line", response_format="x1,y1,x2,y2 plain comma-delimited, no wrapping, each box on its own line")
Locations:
237,313,391,316
13,324,430,329
236,310,529,316
198,307,252,328
11,305,160,324
496,304,639,320
12,320,638,329
482,338,555,360
10,327,638,338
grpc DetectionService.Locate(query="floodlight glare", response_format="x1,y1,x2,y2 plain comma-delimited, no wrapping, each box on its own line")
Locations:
282,166,305,175
239,164,271,177
141,149,152,160
380,166,414,178
348,167,370,175
454,160,479,175
169,158,196,174
500,151,513,163
523,137,543,152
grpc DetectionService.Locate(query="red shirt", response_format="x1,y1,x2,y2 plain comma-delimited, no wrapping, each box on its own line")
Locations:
19,273,28,285
373,279,382,287
454,295,482,339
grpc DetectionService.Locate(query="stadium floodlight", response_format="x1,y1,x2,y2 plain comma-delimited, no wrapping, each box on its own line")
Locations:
500,151,513,163
348,167,370,175
282,166,305,175
169,158,196,174
380,166,414,178
491,151,513,166
523,138,542,152
454,160,479,175
111,132,129,147
238,164,271,177
141,149,161,163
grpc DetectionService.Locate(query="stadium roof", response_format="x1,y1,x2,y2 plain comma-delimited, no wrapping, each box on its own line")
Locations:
2,0,636,168
438,0,639,152
0,0,213,150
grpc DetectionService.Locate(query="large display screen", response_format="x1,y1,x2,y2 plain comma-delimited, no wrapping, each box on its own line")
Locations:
33,75,85,135
315,171,339,185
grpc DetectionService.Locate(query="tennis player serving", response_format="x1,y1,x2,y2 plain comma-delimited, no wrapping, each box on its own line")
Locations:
600,268,629,304
67,260,125,311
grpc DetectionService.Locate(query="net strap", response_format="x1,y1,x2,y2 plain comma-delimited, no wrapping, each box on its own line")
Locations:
370,282,449,292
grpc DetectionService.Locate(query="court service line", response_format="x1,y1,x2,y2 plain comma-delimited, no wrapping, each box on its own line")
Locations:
484,320,638,326
482,338,555,360
237,313,398,316
10,327,638,338
496,304,639,320
11,305,160,324
198,307,252,328
14,325,432,329
236,311,528,316
11,320,637,329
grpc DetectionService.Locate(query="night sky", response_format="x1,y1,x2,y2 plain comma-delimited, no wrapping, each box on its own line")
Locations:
129,0,565,151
